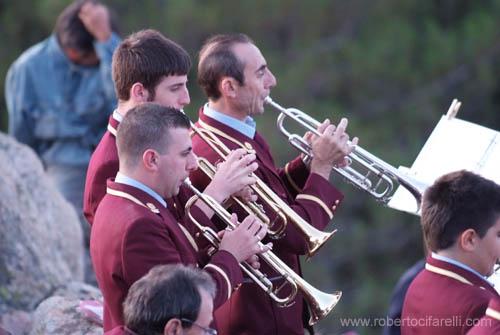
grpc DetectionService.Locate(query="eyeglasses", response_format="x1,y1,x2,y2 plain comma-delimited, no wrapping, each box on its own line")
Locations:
181,318,218,335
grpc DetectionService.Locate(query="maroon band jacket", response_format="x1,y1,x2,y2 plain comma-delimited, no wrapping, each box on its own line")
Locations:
402,256,499,335
91,180,243,331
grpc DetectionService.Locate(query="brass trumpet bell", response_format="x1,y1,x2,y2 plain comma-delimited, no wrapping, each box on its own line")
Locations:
183,178,341,324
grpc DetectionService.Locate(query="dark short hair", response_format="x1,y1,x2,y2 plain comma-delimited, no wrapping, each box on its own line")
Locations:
54,0,118,54
112,29,191,101
116,103,190,169
422,170,500,251
123,264,216,334
197,33,253,100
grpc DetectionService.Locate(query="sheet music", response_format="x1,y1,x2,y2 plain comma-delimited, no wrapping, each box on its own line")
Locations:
388,115,500,215
488,271,500,293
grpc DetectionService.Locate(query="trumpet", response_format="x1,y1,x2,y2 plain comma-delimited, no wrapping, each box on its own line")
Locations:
196,155,286,238
264,96,426,208
183,178,342,325
191,122,336,257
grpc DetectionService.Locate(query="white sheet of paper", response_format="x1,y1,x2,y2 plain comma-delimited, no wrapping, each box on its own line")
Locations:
388,115,500,215
488,271,500,294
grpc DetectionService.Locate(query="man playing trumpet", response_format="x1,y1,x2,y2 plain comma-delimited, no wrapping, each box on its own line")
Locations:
190,33,357,335
91,103,269,331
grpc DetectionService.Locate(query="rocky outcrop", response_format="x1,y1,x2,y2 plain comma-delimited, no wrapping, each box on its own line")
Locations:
30,295,102,335
30,281,103,335
0,132,84,315
0,310,32,335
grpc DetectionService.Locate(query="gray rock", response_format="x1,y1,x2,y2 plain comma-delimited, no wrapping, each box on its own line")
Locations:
53,281,102,301
0,132,84,314
30,296,102,335
0,310,32,335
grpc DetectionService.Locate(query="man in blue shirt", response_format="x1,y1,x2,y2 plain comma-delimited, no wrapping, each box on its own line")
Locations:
5,1,120,233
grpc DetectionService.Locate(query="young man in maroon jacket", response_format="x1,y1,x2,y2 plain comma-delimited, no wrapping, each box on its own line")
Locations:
190,33,357,335
402,170,500,335
91,103,268,331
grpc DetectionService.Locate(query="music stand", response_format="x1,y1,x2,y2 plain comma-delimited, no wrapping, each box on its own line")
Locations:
387,99,500,215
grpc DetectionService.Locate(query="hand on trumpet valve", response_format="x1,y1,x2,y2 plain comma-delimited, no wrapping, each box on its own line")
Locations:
218,214,271,264
204,148,258,203
246,255,261,270
309,118,358,178
233,186,258,202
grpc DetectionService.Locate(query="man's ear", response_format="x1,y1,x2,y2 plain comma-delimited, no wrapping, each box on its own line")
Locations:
163,319,183,335
142,149,159,171
219,77,238,98
130,82,150,102
459,228,479,252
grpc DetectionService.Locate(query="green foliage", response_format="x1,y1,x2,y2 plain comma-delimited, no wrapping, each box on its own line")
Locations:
2,0,500,333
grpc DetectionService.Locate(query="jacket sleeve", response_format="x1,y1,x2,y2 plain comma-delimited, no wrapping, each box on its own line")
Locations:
83,156,119,226
5,61,37,151
277,155,310,197
258,169,344,256
203,250,244,309
93,33,121,106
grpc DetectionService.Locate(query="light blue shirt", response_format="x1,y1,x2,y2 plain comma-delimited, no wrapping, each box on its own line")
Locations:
203,103,256,139
431,252,489,283
115,172,167,208
6,33,121,166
